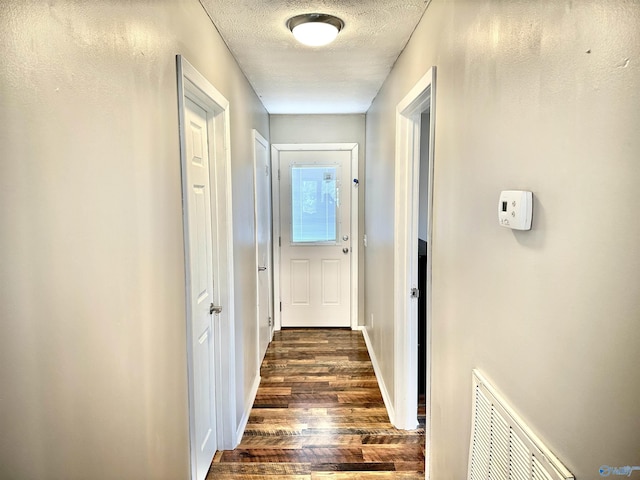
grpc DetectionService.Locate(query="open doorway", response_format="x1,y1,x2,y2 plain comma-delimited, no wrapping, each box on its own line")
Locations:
417,110,431,422
393,68,436,477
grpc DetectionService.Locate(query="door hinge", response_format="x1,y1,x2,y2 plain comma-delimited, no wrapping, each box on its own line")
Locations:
410,288,420,298
279,236,281,247
278,169,280,181
268,316,272,327
279,302,282,312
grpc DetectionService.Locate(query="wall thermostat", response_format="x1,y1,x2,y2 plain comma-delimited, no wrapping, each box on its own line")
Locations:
498,190,533,230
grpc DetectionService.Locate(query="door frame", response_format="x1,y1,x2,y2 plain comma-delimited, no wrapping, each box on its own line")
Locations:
176,55,238,475
393,67,436,464
271,143,359,330
252,128,273,367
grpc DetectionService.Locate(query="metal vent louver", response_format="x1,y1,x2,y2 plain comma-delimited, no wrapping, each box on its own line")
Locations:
468,370,574,480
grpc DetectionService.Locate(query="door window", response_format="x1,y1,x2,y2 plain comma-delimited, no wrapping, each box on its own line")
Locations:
291,165,338,243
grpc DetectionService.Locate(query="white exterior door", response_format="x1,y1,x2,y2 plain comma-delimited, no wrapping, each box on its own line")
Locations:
253,130,273,363
184,98,217,480
278,149,352,327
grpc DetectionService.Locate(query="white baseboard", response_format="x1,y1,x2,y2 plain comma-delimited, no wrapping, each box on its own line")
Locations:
235,372,261,447
357,326,395,425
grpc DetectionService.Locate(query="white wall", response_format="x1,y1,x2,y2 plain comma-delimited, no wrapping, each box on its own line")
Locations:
0,1,268,478
364,0,640,478
270,115,366,325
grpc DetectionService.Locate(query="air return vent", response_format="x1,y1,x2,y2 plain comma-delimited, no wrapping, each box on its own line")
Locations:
468,370,574,480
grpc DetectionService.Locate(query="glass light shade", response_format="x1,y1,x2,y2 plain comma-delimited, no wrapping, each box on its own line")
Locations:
292,21,339,47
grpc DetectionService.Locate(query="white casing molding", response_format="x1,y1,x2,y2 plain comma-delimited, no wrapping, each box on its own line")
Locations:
393,66,436,455
271,143,359,331
177,55,238,472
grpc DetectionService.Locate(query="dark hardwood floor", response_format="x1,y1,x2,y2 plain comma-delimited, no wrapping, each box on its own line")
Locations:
207,328,425,479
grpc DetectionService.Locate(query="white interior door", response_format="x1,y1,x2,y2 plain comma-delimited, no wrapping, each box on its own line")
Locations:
279,149,352,327
184,97,217,479
253,130,273,363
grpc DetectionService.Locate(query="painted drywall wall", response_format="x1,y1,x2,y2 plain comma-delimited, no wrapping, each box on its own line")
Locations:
270,115,366,326
364,0,640,478
0,1,268,478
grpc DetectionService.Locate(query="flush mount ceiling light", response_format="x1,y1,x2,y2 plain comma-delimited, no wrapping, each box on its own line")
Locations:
287,13,344,47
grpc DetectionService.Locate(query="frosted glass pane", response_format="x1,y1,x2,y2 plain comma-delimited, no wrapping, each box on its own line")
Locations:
291,166,337,243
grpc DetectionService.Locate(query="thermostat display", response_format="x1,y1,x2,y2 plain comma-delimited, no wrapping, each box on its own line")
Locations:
498,190,532,230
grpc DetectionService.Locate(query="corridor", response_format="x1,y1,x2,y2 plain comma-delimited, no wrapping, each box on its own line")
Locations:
206,329,425,479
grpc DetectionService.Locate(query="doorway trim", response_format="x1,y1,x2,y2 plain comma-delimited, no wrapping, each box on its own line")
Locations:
271,143,359,330
393,67,436,461
176,55,238,475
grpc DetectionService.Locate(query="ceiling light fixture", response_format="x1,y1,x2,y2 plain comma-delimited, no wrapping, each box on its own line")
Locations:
287,13,344,47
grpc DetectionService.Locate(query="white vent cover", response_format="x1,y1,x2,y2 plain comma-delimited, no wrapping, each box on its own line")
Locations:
468,370,574,480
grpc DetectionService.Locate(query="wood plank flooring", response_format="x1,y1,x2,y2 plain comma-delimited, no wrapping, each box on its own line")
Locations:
207,329,425,479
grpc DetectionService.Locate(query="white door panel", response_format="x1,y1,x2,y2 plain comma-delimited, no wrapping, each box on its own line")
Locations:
253,131,273,364
279,150,351,327
321,259,340,304
290,259,310,305
184,98,217,479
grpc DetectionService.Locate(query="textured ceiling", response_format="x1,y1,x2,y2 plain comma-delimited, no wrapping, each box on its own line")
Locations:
199,0,430,114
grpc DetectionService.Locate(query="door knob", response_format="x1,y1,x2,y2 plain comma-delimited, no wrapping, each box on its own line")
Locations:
210,303,223,315
342,235,349,241
342,247,349,254
258,266,267,271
